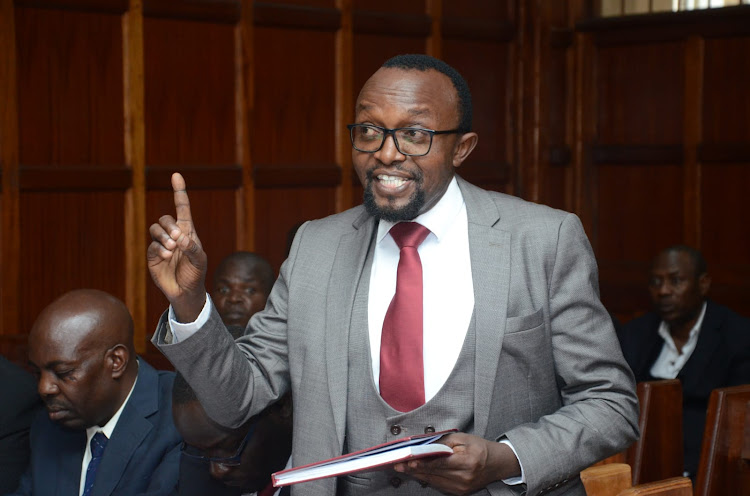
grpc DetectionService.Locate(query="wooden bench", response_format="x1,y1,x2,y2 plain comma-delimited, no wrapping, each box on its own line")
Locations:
629,379,684,484
617,477,692,495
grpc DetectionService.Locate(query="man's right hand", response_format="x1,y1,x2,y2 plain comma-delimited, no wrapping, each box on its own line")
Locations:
147,173,208,323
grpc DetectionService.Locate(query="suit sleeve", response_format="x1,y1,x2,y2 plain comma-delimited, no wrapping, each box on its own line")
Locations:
137,440,181,496
151,225,306,429
500,213,640,495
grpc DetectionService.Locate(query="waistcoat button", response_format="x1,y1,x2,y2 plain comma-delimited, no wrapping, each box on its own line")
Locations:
390,476,402,488
390,424,402,436
424,425,435,433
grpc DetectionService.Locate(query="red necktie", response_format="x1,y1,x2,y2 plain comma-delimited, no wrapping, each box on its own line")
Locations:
380,222,431,412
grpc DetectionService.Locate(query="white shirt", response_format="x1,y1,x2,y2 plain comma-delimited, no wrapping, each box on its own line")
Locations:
369,177,474,400
650,302,707,379
79,364,139,496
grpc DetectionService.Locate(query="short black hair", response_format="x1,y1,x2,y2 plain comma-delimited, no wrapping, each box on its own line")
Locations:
382,54,473,132
214,251,275,296
662,244,708,279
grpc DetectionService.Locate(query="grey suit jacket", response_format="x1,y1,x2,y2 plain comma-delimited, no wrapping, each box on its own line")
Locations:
153,177,639,496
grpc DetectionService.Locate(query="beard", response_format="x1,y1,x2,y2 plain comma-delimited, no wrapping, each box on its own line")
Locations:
362,169,425,222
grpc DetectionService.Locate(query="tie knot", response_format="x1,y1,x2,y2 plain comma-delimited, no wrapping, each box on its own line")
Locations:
389,222,431,249
90,432,108,458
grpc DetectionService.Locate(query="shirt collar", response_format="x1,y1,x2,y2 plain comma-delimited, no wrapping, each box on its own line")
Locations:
86,359,139,440
657,301,707,352
376,176,464,244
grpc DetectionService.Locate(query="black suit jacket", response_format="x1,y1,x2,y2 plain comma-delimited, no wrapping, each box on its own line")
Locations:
0,356,42,494
618,300,750,476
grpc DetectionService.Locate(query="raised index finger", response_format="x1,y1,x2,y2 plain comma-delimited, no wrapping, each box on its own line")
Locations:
171,173,193,224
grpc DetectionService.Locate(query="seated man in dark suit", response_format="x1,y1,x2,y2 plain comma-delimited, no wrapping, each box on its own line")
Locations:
12,289,182,496
618,245,750,479
0,355,42,494
211,251,274,334
173,373,292,496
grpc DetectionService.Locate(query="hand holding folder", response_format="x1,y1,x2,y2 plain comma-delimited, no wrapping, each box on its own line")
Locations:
272,429,457,487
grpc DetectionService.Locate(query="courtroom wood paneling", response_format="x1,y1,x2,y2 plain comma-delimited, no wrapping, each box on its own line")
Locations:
144,17,236,166
254,187,337,273
19,192,127,334
596,41,684,144
253,27,336,168
701,164,750,314
443,40,512,193
702,37,750,143
145,189,238,330
15,6,125,166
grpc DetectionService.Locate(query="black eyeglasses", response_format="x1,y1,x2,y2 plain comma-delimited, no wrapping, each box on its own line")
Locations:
180,422,256,466
347,124,466,157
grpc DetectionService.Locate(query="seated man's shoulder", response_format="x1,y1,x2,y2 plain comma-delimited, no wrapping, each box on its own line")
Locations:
707,300,750,338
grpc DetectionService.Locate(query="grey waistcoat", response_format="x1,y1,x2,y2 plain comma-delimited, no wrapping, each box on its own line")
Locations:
338,246,477,495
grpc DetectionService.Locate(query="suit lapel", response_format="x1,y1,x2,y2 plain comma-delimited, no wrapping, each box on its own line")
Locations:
458,177,511,438
54,427,85,496
93,361,157,496
325,211,377,449
679,302,720,387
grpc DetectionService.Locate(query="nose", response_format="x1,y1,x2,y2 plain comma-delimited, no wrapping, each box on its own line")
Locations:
37,371,59,397
227,290,244,303
373,132,406,165
210,461,233,480
656,281,672,296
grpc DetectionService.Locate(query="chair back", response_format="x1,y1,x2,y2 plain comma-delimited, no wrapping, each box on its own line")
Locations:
581,463,632,496
628,379,684,484
617,477,692,495
694,384,750,496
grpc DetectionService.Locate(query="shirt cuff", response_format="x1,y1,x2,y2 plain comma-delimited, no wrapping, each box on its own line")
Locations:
499,439,526,485
168,293,212,343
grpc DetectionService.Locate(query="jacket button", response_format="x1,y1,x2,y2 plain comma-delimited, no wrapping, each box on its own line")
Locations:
390,476,402,488
424,425,435,433
390,424,402,435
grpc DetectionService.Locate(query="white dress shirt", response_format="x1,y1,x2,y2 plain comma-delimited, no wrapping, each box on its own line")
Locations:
650,302,707,379
79,363,139,496
368,177,474,400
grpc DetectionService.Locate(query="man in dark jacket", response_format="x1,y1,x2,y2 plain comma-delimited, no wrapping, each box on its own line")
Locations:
619,245,750,478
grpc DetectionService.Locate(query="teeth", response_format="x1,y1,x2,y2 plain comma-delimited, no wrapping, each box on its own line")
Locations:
378,175,408,187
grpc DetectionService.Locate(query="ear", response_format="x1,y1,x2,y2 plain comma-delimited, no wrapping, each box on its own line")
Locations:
452,132,479,168
698,273,711,297
106,344,130,379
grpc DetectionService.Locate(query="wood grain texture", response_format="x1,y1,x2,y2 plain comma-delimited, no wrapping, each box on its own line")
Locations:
0,0,21,336
144,18,236,167
580,463,632,496
618,477,692,496
15,6,125,167
628,380,684,485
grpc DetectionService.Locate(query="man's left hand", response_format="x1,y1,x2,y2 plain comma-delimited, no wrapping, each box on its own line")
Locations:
392,432,520,495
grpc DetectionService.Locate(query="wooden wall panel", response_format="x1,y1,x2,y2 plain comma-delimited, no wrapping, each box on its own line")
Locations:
254,187,337,272
19,192,126,334
442,0,511,21
144,17,236,167
596,42,684,144
253,27,336,167
15,7,125,166
701,164,750,312
702,37,750,143
443,40,512,192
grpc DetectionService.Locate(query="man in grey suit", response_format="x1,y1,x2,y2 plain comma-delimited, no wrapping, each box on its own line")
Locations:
148,54,638,496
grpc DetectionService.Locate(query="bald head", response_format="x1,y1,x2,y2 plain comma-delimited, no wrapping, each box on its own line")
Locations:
31,289,134,354
29,289,137,430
